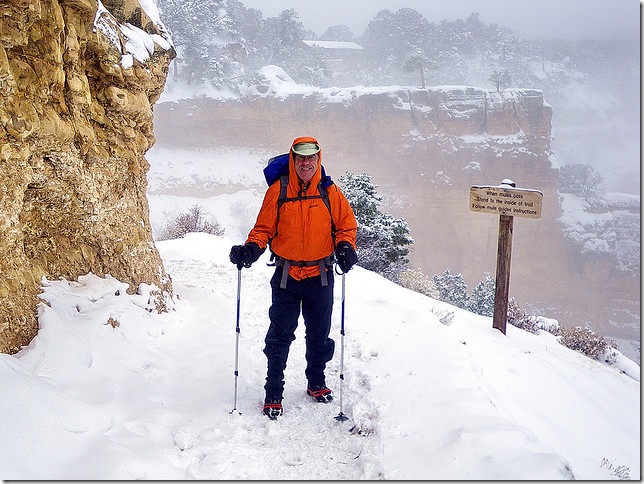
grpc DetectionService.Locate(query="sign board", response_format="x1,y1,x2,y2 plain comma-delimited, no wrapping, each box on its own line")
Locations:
469,185,543,219
469,180,543,334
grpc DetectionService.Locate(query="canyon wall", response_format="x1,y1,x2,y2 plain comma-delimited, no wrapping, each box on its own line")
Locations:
153,87,639,342
0,0,175,354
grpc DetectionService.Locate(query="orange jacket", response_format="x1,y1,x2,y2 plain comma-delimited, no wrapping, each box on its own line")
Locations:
246,136,357,281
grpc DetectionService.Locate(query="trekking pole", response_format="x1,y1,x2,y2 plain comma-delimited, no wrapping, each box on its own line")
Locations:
229,265,243,415
335,273,349,422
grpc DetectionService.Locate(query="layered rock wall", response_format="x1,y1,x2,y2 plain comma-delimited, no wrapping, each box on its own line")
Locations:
154,87,639,340
0,0,175,353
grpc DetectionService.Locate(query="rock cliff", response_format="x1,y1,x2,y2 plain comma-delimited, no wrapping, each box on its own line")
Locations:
0,0,175,354
153,85,639,342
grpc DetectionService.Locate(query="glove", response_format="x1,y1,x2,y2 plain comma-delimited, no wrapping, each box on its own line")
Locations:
335,241,358,273
229,242,263,269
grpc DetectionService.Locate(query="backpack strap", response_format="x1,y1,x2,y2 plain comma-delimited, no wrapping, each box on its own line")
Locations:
274,175,335,240
317,180,336,244
269,175,337,288
278,174,289,205
270,174,290,244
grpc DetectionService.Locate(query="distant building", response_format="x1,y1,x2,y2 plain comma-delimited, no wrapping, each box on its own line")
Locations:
302,40,364,72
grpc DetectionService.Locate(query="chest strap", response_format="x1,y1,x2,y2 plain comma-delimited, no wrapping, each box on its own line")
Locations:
273,255,334,289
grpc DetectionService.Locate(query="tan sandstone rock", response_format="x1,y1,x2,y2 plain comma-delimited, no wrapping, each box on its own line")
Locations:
0,0,176,354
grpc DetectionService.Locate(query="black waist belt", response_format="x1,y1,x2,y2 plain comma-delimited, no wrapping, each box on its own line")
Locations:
273,255,334,289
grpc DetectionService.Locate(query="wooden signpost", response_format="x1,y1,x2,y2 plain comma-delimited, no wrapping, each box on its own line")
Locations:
469,180,543,334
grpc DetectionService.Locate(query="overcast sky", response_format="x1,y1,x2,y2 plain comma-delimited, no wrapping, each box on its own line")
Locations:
240,0,640,41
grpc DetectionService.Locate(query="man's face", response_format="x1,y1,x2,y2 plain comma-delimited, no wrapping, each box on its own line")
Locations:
294,154,319,183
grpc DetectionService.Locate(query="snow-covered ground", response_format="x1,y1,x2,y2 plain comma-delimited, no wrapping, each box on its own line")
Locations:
558,192,640,278
0,1,638,476
0,233,639,479
1,63,639,481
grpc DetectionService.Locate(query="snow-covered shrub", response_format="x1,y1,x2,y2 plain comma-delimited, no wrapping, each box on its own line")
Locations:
398,268,439,298
535,316,560,333
601,457,631,480
507,298,540,334
430,304,454,326
468,275,495,316
558,326,617,360
158,205,225,240
431,269,469,310
430,274,560,336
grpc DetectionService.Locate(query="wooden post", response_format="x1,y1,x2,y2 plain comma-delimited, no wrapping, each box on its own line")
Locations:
469,179,542,335
493,214,514,334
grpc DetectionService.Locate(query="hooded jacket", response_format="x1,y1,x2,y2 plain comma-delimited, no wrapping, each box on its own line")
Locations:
246,136,358,281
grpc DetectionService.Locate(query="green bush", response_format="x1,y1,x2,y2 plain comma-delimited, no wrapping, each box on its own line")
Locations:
468,275,495,317
339,172,414,281
425,271,621,366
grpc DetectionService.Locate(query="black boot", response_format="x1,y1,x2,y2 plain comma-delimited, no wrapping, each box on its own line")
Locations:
306,385,333,403
263,397,283,419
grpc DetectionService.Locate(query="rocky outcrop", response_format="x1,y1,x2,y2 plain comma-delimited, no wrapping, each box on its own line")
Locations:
0,0,175,354
153,85,639,342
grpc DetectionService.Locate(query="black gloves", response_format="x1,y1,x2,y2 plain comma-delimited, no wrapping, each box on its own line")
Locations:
231,241,356,272
335,241,358,273
229,242,263,269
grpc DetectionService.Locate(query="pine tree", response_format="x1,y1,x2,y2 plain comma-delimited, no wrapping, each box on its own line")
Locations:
432,269,469,309
260,9,307,69
468,275,495,316
339,172,414,281
157,0,246,87
488,69,511,93
361,8,432,82
320,25,354,42
402,48,435,88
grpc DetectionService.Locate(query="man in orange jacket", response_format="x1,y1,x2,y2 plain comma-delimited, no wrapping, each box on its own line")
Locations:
230,136,358,419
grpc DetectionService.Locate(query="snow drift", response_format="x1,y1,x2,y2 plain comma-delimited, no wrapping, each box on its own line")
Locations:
0,233,639,480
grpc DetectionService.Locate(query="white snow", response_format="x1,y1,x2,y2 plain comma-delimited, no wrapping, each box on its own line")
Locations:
0,232,639,479
94,0,173,68
167,65,536,109
1,113,640,481
0,6,638,479
302,40,364,50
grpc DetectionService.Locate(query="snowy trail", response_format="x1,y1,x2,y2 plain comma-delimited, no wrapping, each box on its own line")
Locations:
1,233,638,480
155,237,384,480
157,235,575,480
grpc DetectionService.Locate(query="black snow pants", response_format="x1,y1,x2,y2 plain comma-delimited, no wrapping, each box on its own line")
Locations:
263,266,335,400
